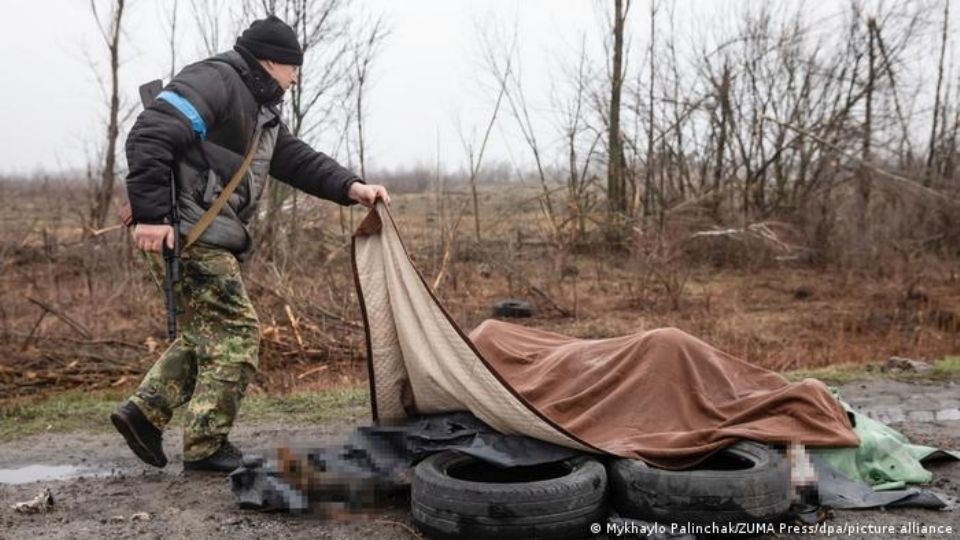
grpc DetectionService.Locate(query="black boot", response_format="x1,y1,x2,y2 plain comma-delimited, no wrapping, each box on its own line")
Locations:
183,441,244,473
110,401,167,468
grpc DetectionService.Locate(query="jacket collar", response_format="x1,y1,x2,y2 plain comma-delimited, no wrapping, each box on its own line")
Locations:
222,46,286,106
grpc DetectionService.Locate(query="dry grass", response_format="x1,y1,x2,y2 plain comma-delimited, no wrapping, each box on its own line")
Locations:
1,179,958,400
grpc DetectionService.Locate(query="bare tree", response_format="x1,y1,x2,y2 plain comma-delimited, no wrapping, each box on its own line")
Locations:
556,38,603,244
643,1,657,224
860,16,877,228
606,0,630,240
480,28,560,242
926,0,950,182
189,0,243,57
351,16,389,182
458,80,506,243
88,0,126,231
164,0,179,79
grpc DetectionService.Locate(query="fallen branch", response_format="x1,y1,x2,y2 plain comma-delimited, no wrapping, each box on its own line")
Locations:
20,311,48,351
284,304,307,360
296,364,329,380
25,296,91,339
3,332,145,350
249,278,362,330
690,221,809,255
84,224,124,237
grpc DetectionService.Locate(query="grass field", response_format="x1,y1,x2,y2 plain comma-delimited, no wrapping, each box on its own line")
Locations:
2,179,959,399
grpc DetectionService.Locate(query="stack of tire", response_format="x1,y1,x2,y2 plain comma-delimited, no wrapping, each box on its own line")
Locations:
411,442,791,539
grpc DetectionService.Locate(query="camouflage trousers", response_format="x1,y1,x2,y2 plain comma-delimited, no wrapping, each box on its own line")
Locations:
129,244,260,461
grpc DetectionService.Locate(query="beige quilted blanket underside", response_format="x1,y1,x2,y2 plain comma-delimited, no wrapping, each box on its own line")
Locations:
352,203,592,452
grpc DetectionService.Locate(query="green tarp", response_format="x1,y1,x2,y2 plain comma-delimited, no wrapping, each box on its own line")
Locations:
813,399,960,490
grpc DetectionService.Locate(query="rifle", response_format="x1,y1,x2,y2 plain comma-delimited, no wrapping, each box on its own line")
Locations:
138,79,181,341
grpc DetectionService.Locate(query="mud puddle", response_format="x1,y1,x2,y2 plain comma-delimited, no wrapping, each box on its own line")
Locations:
0,464,117,485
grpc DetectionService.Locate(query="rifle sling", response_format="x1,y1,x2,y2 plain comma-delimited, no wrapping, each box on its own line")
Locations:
184,127,263,249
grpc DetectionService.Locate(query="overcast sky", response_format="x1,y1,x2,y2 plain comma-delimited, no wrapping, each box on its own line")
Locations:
1,0,953,178
1,0,609,176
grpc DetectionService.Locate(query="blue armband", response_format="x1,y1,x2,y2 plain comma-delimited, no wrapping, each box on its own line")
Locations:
157,90,207,140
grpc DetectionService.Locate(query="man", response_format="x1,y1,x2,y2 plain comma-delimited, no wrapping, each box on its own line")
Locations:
111,15,390,473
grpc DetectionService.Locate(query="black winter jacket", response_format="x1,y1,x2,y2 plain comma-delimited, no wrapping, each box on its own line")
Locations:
125,47,360,255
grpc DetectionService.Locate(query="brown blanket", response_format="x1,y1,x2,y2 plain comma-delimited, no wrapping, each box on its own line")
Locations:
470,320,859,468
352,204,858,469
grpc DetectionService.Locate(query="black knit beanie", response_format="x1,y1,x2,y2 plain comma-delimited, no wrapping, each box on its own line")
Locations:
235,15,303,66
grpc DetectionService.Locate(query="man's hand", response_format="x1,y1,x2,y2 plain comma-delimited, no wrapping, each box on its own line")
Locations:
348,182,391,208
134,224,176,253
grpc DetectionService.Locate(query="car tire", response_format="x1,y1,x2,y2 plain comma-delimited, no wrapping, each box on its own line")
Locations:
493,299,534,318
608,441,790,525
412,451,607,539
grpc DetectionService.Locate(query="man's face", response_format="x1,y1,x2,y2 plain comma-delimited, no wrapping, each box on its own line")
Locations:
262,60,299,91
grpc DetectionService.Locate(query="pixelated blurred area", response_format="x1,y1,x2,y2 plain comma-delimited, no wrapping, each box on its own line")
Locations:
228,412,578,514
230,434,410,514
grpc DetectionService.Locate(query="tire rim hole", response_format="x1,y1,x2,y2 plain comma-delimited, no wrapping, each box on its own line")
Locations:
447,461,572,483
697,452,754,471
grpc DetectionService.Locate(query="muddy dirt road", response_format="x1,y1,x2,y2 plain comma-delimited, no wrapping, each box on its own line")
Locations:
1,380,957,539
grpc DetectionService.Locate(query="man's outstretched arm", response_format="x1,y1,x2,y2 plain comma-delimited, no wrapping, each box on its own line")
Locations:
269,123,390,207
